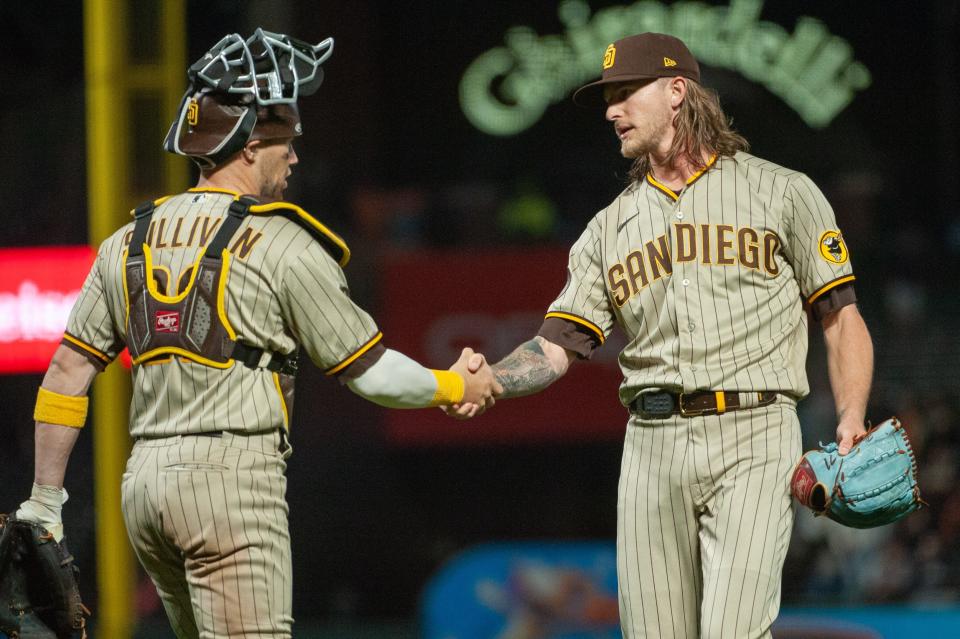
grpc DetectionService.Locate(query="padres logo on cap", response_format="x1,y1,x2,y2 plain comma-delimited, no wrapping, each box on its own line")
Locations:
187,99,200,126
818,230,849,264
603,44,616,69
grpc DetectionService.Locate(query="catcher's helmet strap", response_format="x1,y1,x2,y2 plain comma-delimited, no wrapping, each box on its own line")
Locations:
128,201,157,257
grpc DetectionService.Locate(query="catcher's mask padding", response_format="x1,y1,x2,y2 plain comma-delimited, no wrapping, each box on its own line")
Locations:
164,28,332,167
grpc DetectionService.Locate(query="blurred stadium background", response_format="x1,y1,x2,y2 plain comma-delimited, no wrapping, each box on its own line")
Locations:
1,0,958,637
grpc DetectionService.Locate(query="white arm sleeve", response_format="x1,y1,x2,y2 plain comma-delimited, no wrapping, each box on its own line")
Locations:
346,348,440,408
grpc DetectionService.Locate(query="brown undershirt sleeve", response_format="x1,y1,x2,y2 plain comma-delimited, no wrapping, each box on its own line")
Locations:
537,317,602,360
811,283,857,322
336,342,387,383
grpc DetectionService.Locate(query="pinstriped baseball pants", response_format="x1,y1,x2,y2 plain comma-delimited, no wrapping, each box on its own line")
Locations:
121,430,293,638
616,396,801,639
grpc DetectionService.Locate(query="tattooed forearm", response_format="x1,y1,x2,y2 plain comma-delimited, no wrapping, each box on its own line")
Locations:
492,337,564,399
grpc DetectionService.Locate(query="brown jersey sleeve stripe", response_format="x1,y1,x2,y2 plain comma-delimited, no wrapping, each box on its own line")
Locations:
62,333,112,365
806,275,856,305
325,331,384,376
810,282,857,322
544,312,605,344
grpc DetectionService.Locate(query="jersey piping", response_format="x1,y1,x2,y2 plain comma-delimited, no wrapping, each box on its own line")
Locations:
62,333,112,366
543,311,605,344
645,154,717,201
326,331,384,376
272,372,289,427
807,275,856,305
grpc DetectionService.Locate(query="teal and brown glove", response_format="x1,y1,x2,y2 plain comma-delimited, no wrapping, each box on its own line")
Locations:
791,417,924,529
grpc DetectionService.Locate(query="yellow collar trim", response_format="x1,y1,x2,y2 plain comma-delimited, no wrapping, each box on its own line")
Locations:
687,153,718,182
187,187,242,196
645,154,719,201
129,188,240,216
646,174,680,201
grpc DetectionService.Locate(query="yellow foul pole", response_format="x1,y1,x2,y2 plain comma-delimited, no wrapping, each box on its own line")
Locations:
84,2,134,637
84,1,185,636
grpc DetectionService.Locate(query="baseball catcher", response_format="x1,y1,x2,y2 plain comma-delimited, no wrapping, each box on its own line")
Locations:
791,417,924,528
0,514,88,638
15,26,499,638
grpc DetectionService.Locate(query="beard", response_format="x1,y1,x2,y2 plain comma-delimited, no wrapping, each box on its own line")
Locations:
620,119,670,159
257,164,288,202
260,178,285,202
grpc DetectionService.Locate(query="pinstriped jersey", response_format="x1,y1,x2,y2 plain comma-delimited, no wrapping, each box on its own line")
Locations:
546,152,855,404
64,188,381,437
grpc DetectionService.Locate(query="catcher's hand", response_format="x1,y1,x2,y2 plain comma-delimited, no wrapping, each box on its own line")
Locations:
791,417,924,529
16,483,68,543
0,514,89,639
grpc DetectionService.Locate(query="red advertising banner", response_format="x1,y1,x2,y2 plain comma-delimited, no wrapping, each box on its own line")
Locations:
0,246,95,374
381,248,629,446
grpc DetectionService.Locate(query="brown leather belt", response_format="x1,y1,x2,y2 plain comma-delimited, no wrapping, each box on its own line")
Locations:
629,390,777,419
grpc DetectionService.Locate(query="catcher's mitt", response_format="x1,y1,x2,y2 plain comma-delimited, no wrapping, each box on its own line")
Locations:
790,417,924,529
0,514,88,639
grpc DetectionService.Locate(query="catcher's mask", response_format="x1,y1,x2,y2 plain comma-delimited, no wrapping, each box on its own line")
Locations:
164,28,334,168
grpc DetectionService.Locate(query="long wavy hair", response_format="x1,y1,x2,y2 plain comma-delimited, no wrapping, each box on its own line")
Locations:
628,80,749,183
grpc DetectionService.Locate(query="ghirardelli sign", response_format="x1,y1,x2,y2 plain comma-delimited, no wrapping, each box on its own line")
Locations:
460,0,871,135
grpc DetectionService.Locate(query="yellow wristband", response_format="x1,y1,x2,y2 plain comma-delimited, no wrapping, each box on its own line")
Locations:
429,370,465,406
34,387,89,428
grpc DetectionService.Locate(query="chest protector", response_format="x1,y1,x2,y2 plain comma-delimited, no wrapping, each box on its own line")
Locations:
124,196,299,375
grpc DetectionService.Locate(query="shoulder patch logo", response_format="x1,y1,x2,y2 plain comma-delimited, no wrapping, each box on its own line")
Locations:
187,99,199,126
603,44,616,69
664,57,677,67
819,230,849,264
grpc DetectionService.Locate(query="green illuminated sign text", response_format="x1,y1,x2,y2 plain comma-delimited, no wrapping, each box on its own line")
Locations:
460,0,871,135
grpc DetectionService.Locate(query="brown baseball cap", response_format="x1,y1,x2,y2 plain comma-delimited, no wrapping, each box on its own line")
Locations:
573,33,700,104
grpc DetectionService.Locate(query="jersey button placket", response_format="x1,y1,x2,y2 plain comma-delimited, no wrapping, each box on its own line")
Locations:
672,200,698,388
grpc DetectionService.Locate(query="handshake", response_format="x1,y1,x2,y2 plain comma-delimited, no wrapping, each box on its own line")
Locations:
446,347,503,419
